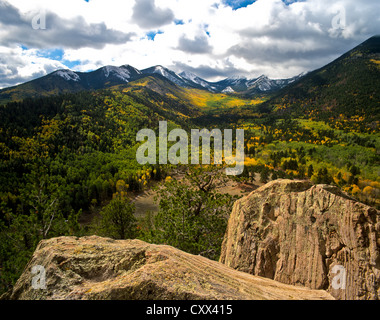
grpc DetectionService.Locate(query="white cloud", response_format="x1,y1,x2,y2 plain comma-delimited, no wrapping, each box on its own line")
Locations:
0,0,378,87
0,46,66,88
131,0,174,28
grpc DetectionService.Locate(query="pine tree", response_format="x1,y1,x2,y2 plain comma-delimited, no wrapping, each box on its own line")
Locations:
260,167,269,184
307,164,314,178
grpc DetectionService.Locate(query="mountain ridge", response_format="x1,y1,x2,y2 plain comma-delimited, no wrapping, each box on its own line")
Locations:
0,63,306,104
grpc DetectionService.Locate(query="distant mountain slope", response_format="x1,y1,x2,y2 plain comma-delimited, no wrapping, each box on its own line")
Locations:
0,65,145,104
178,71,219,92
179,72,305,95
114,74,263,116
119,74,264,108
140,65,205,90
240,73,307,97
0,63,305,104
265,35,380,127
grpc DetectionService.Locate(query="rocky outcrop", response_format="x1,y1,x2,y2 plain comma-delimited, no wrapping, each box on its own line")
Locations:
6,236,333,300
220,179,380,300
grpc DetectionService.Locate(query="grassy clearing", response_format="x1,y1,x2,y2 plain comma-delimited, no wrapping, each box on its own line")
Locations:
184,88,263,111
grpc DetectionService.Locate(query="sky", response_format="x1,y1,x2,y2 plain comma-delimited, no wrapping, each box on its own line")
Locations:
0,0,379,88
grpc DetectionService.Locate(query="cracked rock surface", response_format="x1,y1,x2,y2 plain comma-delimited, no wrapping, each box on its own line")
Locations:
220,179,380,300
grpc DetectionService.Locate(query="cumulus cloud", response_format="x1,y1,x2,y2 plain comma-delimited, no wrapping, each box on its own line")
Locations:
0,46,66,88
177,35,213,54
131,0,175,29
0,1,134,49
171,60,252,79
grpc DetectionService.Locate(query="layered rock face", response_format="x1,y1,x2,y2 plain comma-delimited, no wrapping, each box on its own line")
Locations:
6,236,333,300
220,179,380,300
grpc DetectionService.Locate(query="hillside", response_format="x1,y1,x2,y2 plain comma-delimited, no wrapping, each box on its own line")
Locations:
265,35,380,132
118,75,264,125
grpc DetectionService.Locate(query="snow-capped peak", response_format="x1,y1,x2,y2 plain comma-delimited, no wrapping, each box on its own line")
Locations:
222,86,235,93
247,75,275,91
223,75,249,87
179,71,214,90
146,65,188,86
256,74,269,81
121,64,142,75
54,70,80,82
153,65,168,76
103,66,131,82
179,71,199,82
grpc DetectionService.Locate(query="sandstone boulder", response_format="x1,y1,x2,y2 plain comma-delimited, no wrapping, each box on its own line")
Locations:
220,179,380,300
7,236,332,300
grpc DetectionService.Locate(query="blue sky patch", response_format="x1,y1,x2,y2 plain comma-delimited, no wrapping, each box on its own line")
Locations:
26,47,80,70
204,24,211,37
223,0,256,10
282,0,306,5
146,30,164,41
223,0,305,10
174,19,185,25
63,59,82,69
36,48,65,61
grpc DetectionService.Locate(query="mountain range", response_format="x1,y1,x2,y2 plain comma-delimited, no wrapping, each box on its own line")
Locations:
0,63,306,104
0,35,378,127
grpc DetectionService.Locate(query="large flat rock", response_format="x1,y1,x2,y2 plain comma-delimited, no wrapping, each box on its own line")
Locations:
7,236,333,300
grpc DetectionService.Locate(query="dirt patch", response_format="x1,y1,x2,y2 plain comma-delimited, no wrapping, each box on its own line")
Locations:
79,172,263,226
131,177,260,220
132,190,159,219
216,180,258,197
